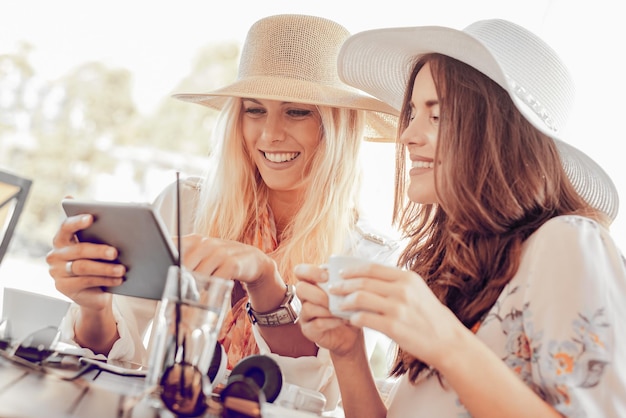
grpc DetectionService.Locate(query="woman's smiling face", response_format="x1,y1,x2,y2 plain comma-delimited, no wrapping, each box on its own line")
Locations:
400,62,440,205
241,98,323,195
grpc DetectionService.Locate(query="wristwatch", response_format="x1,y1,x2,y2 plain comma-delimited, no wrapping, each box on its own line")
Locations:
246,284,301,327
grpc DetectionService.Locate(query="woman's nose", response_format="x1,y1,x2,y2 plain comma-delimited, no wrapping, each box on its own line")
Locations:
260,114,286,142
400,117,426,146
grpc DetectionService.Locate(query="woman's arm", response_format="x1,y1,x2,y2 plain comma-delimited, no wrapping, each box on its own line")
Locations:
335,262,562,418
330,337,387,418
153,177,317,358
435,326,561,418
47,212,124,356
245,266,318,357
73,305,119,355
295,264,385,414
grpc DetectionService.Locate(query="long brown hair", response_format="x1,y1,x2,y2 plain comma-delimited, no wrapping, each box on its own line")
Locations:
391,54,601,383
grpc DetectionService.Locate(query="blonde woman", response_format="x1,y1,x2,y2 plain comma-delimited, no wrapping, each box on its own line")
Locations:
47,14,398,408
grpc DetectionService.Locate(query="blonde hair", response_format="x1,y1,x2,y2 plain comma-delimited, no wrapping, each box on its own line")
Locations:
194,97,366,284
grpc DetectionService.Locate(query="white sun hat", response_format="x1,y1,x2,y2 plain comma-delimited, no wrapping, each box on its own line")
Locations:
172,14,397,142
337,19,619,221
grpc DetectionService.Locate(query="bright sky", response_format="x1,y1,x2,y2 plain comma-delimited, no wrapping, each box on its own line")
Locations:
3,0,625,252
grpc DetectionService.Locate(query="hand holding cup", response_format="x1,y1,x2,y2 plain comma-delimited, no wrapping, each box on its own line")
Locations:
322,255,369,319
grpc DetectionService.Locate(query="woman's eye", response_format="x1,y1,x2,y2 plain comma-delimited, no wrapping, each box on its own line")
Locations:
244,107,265,117
430,114,440,125
287,109,312,118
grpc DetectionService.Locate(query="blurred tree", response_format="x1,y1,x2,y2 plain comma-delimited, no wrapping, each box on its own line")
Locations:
0,42,35,148
0,40,240,258
141,41,240,155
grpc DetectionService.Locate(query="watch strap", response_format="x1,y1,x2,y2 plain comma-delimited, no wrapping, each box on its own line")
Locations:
246,284,300,327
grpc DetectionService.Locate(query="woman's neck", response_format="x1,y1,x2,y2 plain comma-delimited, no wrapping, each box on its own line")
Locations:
268,190,304,242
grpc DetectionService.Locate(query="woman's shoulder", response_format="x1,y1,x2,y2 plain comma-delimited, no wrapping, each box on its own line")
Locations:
152,174,203,234
536,214,603,232
520,214,625,285
527,215,615,253
505,215,626,416
154,175,202,200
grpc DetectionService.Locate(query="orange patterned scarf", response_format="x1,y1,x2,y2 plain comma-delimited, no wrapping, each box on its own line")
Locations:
217,203,278,369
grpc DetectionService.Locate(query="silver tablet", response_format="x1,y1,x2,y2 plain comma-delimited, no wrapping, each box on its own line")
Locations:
62,199,178,300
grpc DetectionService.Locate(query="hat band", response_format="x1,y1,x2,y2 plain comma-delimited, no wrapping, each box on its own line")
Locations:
509,78,557,133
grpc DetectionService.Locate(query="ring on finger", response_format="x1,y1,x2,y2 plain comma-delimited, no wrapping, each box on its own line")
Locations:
66,261,75,276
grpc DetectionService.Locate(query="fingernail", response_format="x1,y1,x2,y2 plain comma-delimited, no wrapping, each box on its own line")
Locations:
327,282,342,291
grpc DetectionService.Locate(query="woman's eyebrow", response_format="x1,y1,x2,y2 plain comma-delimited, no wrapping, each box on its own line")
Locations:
425,99,439,108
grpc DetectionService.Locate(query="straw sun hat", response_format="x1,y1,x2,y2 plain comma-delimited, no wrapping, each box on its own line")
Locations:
173,14,397,142
337,19,619,221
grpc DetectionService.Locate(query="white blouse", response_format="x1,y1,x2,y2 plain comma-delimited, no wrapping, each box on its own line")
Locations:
386,215,626,417
59,176,401,411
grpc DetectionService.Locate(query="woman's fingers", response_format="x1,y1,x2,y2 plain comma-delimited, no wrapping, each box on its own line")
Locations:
295,280,329,307
46,242,123,280
294,263,329,285
58,258,126,279
180,234,270,282
51,214,93,247
56,273,124,292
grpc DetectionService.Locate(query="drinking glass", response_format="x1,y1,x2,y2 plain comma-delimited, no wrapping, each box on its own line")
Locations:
145,266,233,416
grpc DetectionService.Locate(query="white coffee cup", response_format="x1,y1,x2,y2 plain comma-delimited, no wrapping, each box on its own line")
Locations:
323,255,369,319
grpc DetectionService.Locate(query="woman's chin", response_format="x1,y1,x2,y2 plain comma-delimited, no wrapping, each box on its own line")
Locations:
407,184,436,205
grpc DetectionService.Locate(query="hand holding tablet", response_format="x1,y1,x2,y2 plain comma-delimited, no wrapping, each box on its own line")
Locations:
62,199,178,300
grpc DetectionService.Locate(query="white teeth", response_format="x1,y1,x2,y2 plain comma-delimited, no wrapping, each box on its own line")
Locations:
412,160,434,169
264,152,299,163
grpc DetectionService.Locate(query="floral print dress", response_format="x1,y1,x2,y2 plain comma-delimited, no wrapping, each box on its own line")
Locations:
386,215,626,418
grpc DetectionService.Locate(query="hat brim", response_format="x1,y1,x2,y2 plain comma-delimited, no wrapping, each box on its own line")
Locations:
555,139,619,221
173,76,400,116
173,76,399,142
337,24,619,221
337,25,558,140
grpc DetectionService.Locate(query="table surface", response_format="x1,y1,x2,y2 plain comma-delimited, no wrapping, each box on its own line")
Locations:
0,355,151,418
0,355,341,418
0,286,346,417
